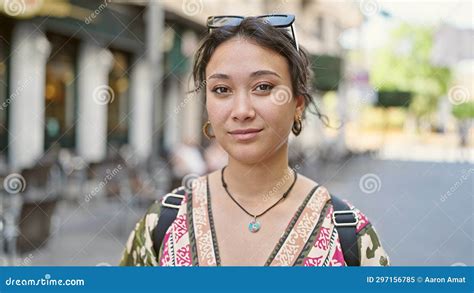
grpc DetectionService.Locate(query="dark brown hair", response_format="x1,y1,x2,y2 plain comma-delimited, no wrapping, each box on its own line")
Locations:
192,16,329,128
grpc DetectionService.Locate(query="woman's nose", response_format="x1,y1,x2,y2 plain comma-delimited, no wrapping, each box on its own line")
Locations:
231,90,256,121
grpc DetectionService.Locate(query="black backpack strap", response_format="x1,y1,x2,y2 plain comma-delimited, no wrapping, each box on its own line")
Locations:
152,187,186,256
331,195,360,266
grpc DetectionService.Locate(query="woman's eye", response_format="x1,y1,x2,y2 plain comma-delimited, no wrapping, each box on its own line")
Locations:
211,86,230,94
255,84,274,92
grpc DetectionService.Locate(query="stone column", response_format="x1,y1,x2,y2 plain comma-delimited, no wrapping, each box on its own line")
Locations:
76,42,113,163
9,22,51,170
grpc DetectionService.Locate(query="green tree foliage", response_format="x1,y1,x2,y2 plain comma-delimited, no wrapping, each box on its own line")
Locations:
452,102,474,120
370,23,451,121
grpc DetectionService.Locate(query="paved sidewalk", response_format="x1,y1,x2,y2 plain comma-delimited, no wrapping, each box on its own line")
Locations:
301,154,473,266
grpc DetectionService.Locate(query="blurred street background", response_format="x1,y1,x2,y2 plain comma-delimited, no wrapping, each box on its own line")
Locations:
0,0,472,266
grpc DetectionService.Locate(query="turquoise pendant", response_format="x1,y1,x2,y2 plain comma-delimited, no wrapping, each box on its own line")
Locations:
248,218,261,233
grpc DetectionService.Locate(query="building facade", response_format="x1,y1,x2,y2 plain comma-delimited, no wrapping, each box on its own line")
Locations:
0,0,362,171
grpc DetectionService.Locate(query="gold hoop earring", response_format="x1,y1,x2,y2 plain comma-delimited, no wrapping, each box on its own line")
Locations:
292,115,302,136
202,120,215,139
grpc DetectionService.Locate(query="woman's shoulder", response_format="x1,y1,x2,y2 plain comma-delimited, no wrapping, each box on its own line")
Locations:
337,199,373,234
145,185,188,214
119,186,190,266
291,174,390,266
294,174,374,232
323,190,374,234
327,196,390,266
301,177,389,265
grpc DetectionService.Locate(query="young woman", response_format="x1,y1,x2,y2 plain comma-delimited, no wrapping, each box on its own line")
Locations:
120,15,390,266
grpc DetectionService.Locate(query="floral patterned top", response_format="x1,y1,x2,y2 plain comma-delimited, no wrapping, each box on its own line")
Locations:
119,176,390,266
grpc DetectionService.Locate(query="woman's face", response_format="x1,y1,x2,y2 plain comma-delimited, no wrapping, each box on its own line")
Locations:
205,37,304,165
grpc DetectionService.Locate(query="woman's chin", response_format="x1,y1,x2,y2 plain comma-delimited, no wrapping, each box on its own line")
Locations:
226,144,277,165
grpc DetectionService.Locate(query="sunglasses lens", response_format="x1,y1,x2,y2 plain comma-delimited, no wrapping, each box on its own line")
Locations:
209,16,243,28
260,15,294,27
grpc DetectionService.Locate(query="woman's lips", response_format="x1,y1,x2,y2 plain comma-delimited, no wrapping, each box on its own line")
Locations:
228,128,263,141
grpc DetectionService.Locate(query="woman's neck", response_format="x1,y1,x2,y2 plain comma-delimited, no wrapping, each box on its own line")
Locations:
222,144,295,204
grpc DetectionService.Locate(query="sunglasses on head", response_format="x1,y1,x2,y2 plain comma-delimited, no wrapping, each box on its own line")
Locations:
206,14,299,51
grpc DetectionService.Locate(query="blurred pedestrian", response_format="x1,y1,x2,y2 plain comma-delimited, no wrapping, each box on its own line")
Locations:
170,139,206,178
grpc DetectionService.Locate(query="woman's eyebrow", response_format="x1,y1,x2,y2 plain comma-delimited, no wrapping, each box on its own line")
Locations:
207,70,281,80
207,73,229,80
250,70,281,79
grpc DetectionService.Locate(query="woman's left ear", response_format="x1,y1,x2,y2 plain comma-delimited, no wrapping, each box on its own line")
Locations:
295,95,305,114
